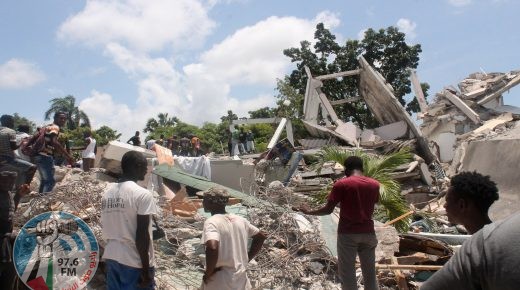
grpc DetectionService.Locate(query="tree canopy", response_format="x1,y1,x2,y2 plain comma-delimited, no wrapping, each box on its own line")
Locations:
281,23,428,129
44,95,91,130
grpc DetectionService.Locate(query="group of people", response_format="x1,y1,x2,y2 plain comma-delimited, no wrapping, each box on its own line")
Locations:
2,111,520,289
227,126,255,156
0,112,97,195
294,156,519,290
100,151,266,289
130,131,203,157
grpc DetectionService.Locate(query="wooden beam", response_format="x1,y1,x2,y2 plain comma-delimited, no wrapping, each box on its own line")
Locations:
357,264,443,271
391,257,409,290
477,74,520,105
409,70,429,114
317,89,340,122
443,90,481,124
330,96,362,105
315,69,362,80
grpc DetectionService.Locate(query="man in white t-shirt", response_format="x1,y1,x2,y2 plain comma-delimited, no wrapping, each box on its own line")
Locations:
101,151,157,289
81,130,96,172
201,187,266,290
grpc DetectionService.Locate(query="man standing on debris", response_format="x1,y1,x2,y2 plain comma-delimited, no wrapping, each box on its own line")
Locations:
0,171,30,289
295,156,380,290
201,187,266,290
443,171,499,234
0,115,37,190
81,130,96,172
34,112,75,193
127,131,141,146
101,151,157,289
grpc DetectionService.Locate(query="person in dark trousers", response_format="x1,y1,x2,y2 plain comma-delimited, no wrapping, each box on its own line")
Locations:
34,112,75,194
0,171,29,289
101,151,157,289
238,127,246,155
201,187,266,290
294,156,380,290
0,115,36,190
127,131,141,146
443,171,499,234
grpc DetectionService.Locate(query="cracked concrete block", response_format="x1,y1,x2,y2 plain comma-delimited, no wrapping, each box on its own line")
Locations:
374,121,407,140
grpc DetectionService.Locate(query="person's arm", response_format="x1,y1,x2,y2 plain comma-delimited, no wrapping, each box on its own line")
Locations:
136,214,152,287
13,184,30,211
10,132,18,150
248,231,267,261
127,137,133,144
295,199,338,216
51,135,75,164
204,239,220,283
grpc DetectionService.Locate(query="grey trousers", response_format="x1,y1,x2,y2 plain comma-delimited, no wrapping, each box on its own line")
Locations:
337,233,379,290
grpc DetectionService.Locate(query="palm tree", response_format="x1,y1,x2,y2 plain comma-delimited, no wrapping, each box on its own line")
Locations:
44,95,90,130
143,112,178,133
313,146,413,232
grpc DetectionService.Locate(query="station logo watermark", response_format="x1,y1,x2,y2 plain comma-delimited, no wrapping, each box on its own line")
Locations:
13,211,99,290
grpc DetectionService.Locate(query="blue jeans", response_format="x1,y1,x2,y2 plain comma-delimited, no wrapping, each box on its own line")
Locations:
0,155,36,190
105,259,155,290
33,154,55,193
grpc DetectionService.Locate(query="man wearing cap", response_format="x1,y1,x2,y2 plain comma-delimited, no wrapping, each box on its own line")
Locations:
201,187,266,290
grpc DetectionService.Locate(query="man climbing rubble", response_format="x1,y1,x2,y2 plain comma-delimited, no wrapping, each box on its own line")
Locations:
443,171,499,234
201,187,266,290
101,151,158,289
294,156,380,290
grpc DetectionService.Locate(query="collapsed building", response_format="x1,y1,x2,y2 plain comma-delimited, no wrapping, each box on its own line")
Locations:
12,58,520,290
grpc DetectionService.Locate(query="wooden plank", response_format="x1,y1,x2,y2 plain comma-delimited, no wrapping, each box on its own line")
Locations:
317,89,340,122
392,257,409,290
409,70,429,114
477,74,520,105
330,96,362,105
443,90,481,124
315,69,362,80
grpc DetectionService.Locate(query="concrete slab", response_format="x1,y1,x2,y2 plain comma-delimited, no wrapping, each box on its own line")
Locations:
461,139,520,220
374,121,408,140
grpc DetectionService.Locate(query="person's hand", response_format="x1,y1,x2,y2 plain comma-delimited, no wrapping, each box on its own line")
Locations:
203,267,221,284
17,184,30,197
292,204,311,214
138,269,152,288
66,157,75,166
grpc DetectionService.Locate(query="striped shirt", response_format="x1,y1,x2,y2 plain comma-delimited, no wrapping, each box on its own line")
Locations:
0,126,16,158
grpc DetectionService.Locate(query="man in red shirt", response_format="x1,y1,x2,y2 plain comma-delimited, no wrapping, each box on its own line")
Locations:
295,156,380,290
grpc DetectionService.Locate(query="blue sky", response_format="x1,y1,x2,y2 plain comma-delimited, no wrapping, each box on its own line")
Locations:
1,0,518,140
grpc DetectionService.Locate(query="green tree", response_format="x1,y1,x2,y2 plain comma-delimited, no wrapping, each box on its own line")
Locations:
95,125,122,146
44,95,91,130
282,23,426,128
248,107,276,119
220,110,238,123
143,113,178,133
12,113,36,132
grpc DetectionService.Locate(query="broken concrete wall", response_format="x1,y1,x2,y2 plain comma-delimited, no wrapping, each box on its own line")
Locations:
460,138,520,221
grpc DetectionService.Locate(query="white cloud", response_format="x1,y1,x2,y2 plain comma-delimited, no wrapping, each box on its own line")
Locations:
69,9,339,138
357,28,368,40
0,59,45,89
396,18,417,40
185,11,340,86
57,0,215,52
448,0,472,7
